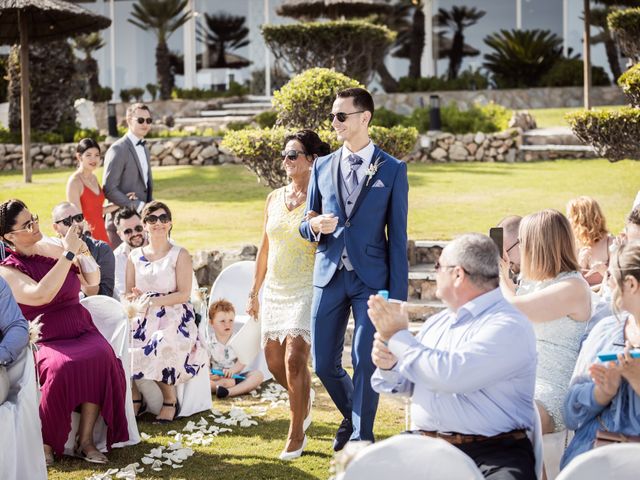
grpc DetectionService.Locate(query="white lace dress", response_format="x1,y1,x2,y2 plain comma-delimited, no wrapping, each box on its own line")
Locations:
261,187,316,346
517,270,588,432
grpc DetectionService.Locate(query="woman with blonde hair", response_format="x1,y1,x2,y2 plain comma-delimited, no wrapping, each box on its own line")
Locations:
567,196,614,286
500,209,592,434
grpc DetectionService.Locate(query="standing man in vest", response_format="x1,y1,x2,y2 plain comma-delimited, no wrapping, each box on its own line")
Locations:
103,103,153,248
300,87,409,451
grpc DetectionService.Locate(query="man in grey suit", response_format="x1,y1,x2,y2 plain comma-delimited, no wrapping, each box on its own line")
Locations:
103,103,154,248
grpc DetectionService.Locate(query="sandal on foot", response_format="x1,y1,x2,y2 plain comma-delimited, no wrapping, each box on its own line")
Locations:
43,449,54,467
133,395,147,418
74,445,108,464
154,400,180,424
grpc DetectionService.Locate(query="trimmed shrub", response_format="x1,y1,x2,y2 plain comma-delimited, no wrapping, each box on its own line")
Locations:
567,108,640,161
226,120,250,131
272,68,361,130
146,83,158,101
74,128,105,143
608,8,640,61
262,20,395,85
371,107,406,128
254,110,277,128
400,102,512,134
540,59,610,87
93,86,113,102
397,69,490,92
172,82,249,100
618,63,640,107
369,126,418,159
129,87,145,102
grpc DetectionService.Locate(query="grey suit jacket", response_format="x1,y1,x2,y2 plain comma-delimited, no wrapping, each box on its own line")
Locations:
103,135,153,209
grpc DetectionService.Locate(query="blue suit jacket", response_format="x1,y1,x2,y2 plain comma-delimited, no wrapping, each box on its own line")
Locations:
300,146,409,300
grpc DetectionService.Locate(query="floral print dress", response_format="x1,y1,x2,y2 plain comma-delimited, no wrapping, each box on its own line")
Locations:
129,245,208,385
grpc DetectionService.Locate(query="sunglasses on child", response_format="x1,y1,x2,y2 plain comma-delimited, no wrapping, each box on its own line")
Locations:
281,150,308,161
329,111,365,123
136,117,153,125
123,225,144,235
55,213,84,227
144,213,170,224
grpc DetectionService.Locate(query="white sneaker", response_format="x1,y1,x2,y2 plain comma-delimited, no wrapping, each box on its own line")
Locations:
279,435,307,461
303,388,315,432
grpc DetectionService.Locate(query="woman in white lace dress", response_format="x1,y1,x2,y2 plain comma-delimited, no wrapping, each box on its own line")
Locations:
499,209,592,434
247,130,329,460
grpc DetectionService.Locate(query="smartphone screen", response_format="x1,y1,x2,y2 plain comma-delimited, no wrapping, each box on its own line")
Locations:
489,227,504,254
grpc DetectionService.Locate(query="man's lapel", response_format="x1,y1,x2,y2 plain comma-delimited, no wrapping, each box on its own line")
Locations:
125,136,147,184
330,147,346,218
348,146,382,219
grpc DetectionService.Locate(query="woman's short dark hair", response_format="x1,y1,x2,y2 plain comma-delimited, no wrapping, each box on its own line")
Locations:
284,130,330,157
141,201,172,222
0,199,27,245
76,138,101,155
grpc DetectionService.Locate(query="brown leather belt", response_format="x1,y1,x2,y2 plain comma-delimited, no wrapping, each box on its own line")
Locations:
410,429,528,445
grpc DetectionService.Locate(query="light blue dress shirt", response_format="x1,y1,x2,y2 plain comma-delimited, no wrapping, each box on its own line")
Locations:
560,314,640,469
371,287,537,436
0,276,29,366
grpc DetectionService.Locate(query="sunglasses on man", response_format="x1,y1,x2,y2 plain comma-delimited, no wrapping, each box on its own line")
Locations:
281,150,308,161
123,225,144,235
144,213,170,224
55,213,84,227
136,117,153,125
329,111,365,123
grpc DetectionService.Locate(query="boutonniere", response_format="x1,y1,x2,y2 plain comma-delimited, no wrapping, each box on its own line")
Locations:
364,157,385,186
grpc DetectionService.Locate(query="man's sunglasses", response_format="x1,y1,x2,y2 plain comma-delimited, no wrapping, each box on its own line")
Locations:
329,111,365,123
123,225,144,235
136,117,153,125
144,213,170,224
281,150,307,161
55,213,84,227
10,214,39,233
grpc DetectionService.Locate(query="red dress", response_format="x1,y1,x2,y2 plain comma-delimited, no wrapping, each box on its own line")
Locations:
0,253,128,455
80,185,110,245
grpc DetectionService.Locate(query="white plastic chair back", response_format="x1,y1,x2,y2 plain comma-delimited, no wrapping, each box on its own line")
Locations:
556,443,640,480
63,296,140,454
542,430,571,480
0,347,47,480
208,260,272,381
530,402,544,480
342,435,484,480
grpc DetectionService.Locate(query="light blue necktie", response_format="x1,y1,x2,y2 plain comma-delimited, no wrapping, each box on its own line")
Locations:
346,154,363,193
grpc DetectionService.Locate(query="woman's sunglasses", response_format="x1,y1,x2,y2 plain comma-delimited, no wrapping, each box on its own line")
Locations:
55,213,84,227
144,213,170,224
329,110,365,123
281,150,307,161
123,225,144,235
136,117,153,125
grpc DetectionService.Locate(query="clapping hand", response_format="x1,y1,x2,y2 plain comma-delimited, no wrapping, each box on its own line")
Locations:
367,294,408,342
617,341,640,391
371,332,398,370
590,361,622,405
62,224,84,255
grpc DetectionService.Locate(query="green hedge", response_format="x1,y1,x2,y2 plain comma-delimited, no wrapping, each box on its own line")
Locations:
608,8,640,60
567,107,640,161
171,82,249,100
618,63,640,107
0,126,105,144
540,59,610,87
272,68,362,130
397,70,490,92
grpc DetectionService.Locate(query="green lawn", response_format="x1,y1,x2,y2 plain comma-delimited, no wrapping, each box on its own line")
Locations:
529,105,624,128
0,160,638,252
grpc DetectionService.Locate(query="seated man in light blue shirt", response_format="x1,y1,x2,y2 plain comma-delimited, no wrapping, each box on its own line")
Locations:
368,233,538,480
0,276,29,367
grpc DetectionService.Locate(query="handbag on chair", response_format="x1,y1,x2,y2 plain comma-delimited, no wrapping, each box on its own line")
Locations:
593,430,640,448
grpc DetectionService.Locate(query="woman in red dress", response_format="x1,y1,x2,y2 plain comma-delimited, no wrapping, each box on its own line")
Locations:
66,138,119,245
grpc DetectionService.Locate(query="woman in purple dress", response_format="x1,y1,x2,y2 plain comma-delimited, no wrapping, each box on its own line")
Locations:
0,199,128,466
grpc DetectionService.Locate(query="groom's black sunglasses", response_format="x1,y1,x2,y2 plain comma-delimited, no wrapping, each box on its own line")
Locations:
55,213,84,227
136,117,153,125
329,111,365,123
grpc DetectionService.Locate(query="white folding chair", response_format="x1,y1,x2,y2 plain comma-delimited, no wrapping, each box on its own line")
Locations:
62,296,141,454
208,260,272,382
0,347,47,480
556,443,640,480
341,435,484,480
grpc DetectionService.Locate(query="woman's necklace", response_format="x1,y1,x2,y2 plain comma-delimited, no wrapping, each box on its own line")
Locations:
285,184,306,210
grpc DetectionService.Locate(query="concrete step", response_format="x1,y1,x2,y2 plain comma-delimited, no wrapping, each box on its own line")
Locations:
408,262,438,301
223,102,272,110
519,144,593,152
200,109,265,117
408,240,446,266
522,127,582,146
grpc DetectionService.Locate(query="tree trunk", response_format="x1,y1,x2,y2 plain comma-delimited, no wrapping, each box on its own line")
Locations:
448,31,464,80
156,41,172,100
603,32,622,83
376,62,399,92
408,6,425,79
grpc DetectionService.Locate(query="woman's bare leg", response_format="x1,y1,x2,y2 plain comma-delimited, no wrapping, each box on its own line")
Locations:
283,336,311,453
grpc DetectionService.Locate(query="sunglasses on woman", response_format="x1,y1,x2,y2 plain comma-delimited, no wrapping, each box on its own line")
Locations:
136,117,153,125
329,111,365,123
10,214,39,233
281,150,307,161
55,213,84,227
144,213,170,224
123,225,144,235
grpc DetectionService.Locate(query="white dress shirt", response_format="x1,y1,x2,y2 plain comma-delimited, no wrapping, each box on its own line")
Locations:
340,140,375,186
113,242,130,301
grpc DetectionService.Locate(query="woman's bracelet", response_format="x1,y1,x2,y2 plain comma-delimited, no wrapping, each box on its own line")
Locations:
248,291,258,299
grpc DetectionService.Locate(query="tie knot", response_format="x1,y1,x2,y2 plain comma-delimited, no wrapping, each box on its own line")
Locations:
347,154,363,170
136,139,146,147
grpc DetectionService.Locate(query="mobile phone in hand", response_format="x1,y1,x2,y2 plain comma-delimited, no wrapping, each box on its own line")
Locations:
489,227,504,254
597,350,640,362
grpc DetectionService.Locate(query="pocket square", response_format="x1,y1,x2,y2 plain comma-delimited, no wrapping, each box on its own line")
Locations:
371,179,385,188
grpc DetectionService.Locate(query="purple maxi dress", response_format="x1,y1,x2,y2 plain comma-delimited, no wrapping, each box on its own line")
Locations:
1,253,128,455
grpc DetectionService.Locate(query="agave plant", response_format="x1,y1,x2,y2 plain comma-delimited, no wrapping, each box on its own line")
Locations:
437,6,485,80
198,13,250,69
483,29,563,88
129,0,191,100
73,33,106,101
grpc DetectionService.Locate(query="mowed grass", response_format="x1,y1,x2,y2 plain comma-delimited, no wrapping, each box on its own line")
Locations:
528,105,625,128
1,159,637,252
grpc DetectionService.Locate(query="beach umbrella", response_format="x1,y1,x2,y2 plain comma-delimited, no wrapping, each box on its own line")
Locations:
277,0,392,20
0,0,110,182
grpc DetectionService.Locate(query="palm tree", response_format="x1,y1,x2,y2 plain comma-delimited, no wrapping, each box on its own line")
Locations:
73,32,106,101
129,0,191,100
437,6,485,80
198,13,250,69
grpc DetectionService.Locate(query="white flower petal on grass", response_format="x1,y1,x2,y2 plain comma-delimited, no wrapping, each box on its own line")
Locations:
141,457,154,465
139,432,151,440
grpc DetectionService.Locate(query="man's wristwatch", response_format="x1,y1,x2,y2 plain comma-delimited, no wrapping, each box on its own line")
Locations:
62,250,75,261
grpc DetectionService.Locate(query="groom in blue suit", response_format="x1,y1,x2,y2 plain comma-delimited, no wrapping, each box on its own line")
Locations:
300,88,408,450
